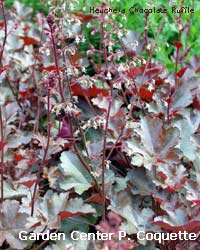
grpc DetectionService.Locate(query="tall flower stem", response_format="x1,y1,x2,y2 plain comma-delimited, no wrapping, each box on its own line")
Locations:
31,87,51,216
0,0,7,65
101,88,113,221
0,0,7,203
48,16,65,103
100,14,112,220
0,107,4,202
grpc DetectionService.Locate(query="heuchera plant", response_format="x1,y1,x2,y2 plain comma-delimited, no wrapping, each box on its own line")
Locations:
0,0,200,249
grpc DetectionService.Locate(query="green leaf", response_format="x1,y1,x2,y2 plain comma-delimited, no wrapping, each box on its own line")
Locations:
1,181,28,200
139,116,180,160
175,118,197,161
59,151,92,194
126,116,180,169
27,191,95,229
109,191,158,234
0,200,29,249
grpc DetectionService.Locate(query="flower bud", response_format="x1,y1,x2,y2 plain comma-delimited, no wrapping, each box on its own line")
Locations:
47,14,54,26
